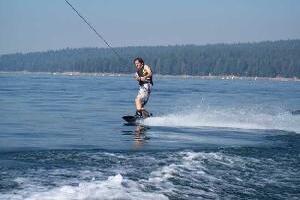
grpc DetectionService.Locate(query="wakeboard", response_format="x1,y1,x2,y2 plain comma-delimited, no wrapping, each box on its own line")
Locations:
122,115,140,123
122,110,152,123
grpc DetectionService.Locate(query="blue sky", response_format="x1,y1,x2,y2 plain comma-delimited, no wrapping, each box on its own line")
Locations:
0,0,300,54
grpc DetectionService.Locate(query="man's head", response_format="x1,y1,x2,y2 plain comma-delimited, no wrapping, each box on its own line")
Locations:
134,57,144,70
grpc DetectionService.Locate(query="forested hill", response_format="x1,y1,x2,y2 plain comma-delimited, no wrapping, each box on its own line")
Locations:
0,40,299,78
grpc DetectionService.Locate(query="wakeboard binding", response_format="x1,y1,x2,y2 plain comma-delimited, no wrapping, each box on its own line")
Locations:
135,110,152,119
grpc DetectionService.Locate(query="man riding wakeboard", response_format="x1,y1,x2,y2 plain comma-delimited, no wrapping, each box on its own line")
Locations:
134,57,153,119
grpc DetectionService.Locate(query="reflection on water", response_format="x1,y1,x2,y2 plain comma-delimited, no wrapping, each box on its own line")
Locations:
133,125,150,149
122,124,150,149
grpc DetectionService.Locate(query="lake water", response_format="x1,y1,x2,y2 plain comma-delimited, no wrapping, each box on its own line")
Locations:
0,73,299,199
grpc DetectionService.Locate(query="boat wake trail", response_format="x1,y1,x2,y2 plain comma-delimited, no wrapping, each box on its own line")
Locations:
144,104,300,133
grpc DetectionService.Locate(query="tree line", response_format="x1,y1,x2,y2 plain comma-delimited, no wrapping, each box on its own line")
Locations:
0,39,299,78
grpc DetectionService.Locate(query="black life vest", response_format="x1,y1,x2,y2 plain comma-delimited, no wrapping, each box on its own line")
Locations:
137,66,153,86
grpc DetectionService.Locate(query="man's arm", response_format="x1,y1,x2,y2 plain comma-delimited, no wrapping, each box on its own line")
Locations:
135,72,140,81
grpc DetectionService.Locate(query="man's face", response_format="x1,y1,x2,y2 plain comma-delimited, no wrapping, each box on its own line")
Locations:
135,60,143,70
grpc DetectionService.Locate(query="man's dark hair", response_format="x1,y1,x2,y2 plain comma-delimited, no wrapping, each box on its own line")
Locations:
133,57,144,65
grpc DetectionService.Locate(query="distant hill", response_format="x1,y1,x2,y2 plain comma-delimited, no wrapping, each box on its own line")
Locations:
0,40,299,78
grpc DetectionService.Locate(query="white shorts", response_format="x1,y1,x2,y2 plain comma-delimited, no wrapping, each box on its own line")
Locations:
137,83,152,106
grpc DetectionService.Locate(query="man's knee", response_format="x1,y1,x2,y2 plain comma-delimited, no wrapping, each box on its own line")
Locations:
135,97,142,105
135,97,141,103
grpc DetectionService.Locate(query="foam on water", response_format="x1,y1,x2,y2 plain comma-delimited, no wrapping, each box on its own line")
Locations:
144,104,300,133
2,174,168,200
1,150,298,200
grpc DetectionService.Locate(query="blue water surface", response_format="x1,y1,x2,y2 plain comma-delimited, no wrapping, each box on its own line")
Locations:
0,73,299,199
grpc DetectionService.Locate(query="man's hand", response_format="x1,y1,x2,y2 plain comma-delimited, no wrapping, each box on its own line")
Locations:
135,74,140,81
135,75,146,81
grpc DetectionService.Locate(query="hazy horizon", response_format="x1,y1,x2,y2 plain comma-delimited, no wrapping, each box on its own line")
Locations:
1,0,300,54
1,38,300,56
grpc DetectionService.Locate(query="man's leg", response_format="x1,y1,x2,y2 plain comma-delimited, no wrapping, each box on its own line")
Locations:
135,84,151,118
135,96,143,116
141,109,150,118
136,95,144,109
135,97,151,118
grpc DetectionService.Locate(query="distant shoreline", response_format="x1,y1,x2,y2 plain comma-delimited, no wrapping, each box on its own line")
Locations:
1,71,299,82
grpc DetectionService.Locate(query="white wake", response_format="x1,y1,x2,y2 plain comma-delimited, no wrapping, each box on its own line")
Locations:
144,105,300,133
